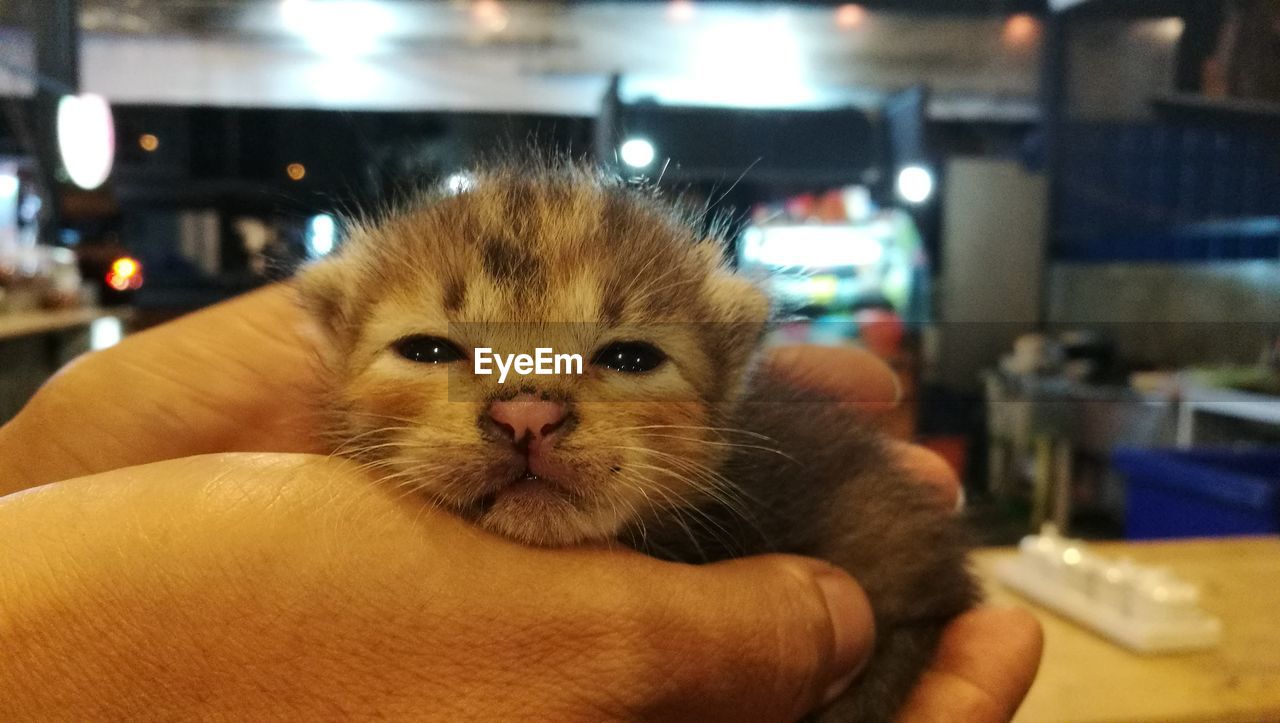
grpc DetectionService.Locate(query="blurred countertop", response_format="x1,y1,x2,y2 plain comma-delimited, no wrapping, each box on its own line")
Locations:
0,307,132,342
976,537,1280,722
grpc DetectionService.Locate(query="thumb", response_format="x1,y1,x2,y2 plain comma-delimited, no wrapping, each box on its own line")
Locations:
641,554,876,722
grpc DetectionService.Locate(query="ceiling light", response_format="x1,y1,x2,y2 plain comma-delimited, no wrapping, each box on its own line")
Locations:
835,4,867,30
1002,14,1040,48
683,11,814,108
471,0,509,33
57,93,115,190
667,0,695,23
280,0,395,57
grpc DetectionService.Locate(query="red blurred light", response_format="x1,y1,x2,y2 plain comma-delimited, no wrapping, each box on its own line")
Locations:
111,257,139,278
106,256,143,291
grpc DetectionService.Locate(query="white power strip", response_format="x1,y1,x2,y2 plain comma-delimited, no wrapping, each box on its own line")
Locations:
994,526,1222,654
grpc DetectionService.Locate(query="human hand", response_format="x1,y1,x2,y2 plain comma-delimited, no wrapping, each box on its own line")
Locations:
766,343,1043,721
0,284,1041,721
765,343,963,509
0,285,329,494
0,452,879,720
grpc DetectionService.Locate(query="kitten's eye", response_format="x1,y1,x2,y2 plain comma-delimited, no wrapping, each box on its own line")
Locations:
392,335,466,364
592,341,666,373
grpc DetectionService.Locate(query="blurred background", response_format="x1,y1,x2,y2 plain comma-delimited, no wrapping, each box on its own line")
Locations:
2,2,1280,716
3,1,1280,517
3,0,1280,533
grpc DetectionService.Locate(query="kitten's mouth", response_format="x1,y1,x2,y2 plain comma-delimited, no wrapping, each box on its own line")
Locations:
442,454,621,546
473,470,578,515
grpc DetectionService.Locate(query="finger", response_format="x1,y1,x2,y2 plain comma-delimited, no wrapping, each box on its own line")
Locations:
764,344,900,414
632,555,877,722
765,346,960,510
0,285,324,493
896,607,1044,723
887,440,963,511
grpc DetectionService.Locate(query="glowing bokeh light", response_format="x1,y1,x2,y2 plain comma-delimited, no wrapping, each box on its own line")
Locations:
111,257,139,278
139,133,160,152
1003,14,1040,48
106,256,143,291
445,172,475,194
286,163,307,181
57,94,115,190
306,214,337,258
1149,17,1185,43
896,165,935,205
619,138,656,168
90,316,123,350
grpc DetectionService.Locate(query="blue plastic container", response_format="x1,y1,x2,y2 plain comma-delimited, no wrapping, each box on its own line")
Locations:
1112,448,1280,540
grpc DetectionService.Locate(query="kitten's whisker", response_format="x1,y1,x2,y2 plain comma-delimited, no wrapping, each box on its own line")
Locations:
616,469,712,561
611,424,778,443
621,467,756,560
629,433,797,463
605,445,763,515
332,434,423,458
327,423,416,445
611,448,772,549
622,462,747,554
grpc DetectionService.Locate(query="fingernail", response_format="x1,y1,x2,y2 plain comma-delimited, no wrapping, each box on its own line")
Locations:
814,568,875,706
889,370,904,406
821,667,861,709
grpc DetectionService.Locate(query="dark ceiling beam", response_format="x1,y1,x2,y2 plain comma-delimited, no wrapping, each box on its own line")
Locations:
1049,0,1201,19
794,0,1048,13
33,0,81,246
585,0,1050,15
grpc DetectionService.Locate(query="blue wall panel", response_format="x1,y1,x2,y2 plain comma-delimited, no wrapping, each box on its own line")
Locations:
1054,120,1280,262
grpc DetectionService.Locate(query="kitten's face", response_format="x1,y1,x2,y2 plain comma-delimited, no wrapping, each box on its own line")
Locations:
300,170,767,545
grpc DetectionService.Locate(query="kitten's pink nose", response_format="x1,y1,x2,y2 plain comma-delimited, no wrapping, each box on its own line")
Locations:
487,395,568,444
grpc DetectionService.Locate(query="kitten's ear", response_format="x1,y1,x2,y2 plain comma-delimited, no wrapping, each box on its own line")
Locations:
294,258,357,346
697,240,771,327
704,271,770,326
703,266,772,398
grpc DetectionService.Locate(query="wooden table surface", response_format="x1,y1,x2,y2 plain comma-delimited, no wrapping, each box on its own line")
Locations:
975,537,1280,723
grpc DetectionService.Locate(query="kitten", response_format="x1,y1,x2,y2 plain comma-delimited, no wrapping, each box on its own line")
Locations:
297,163,978,721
